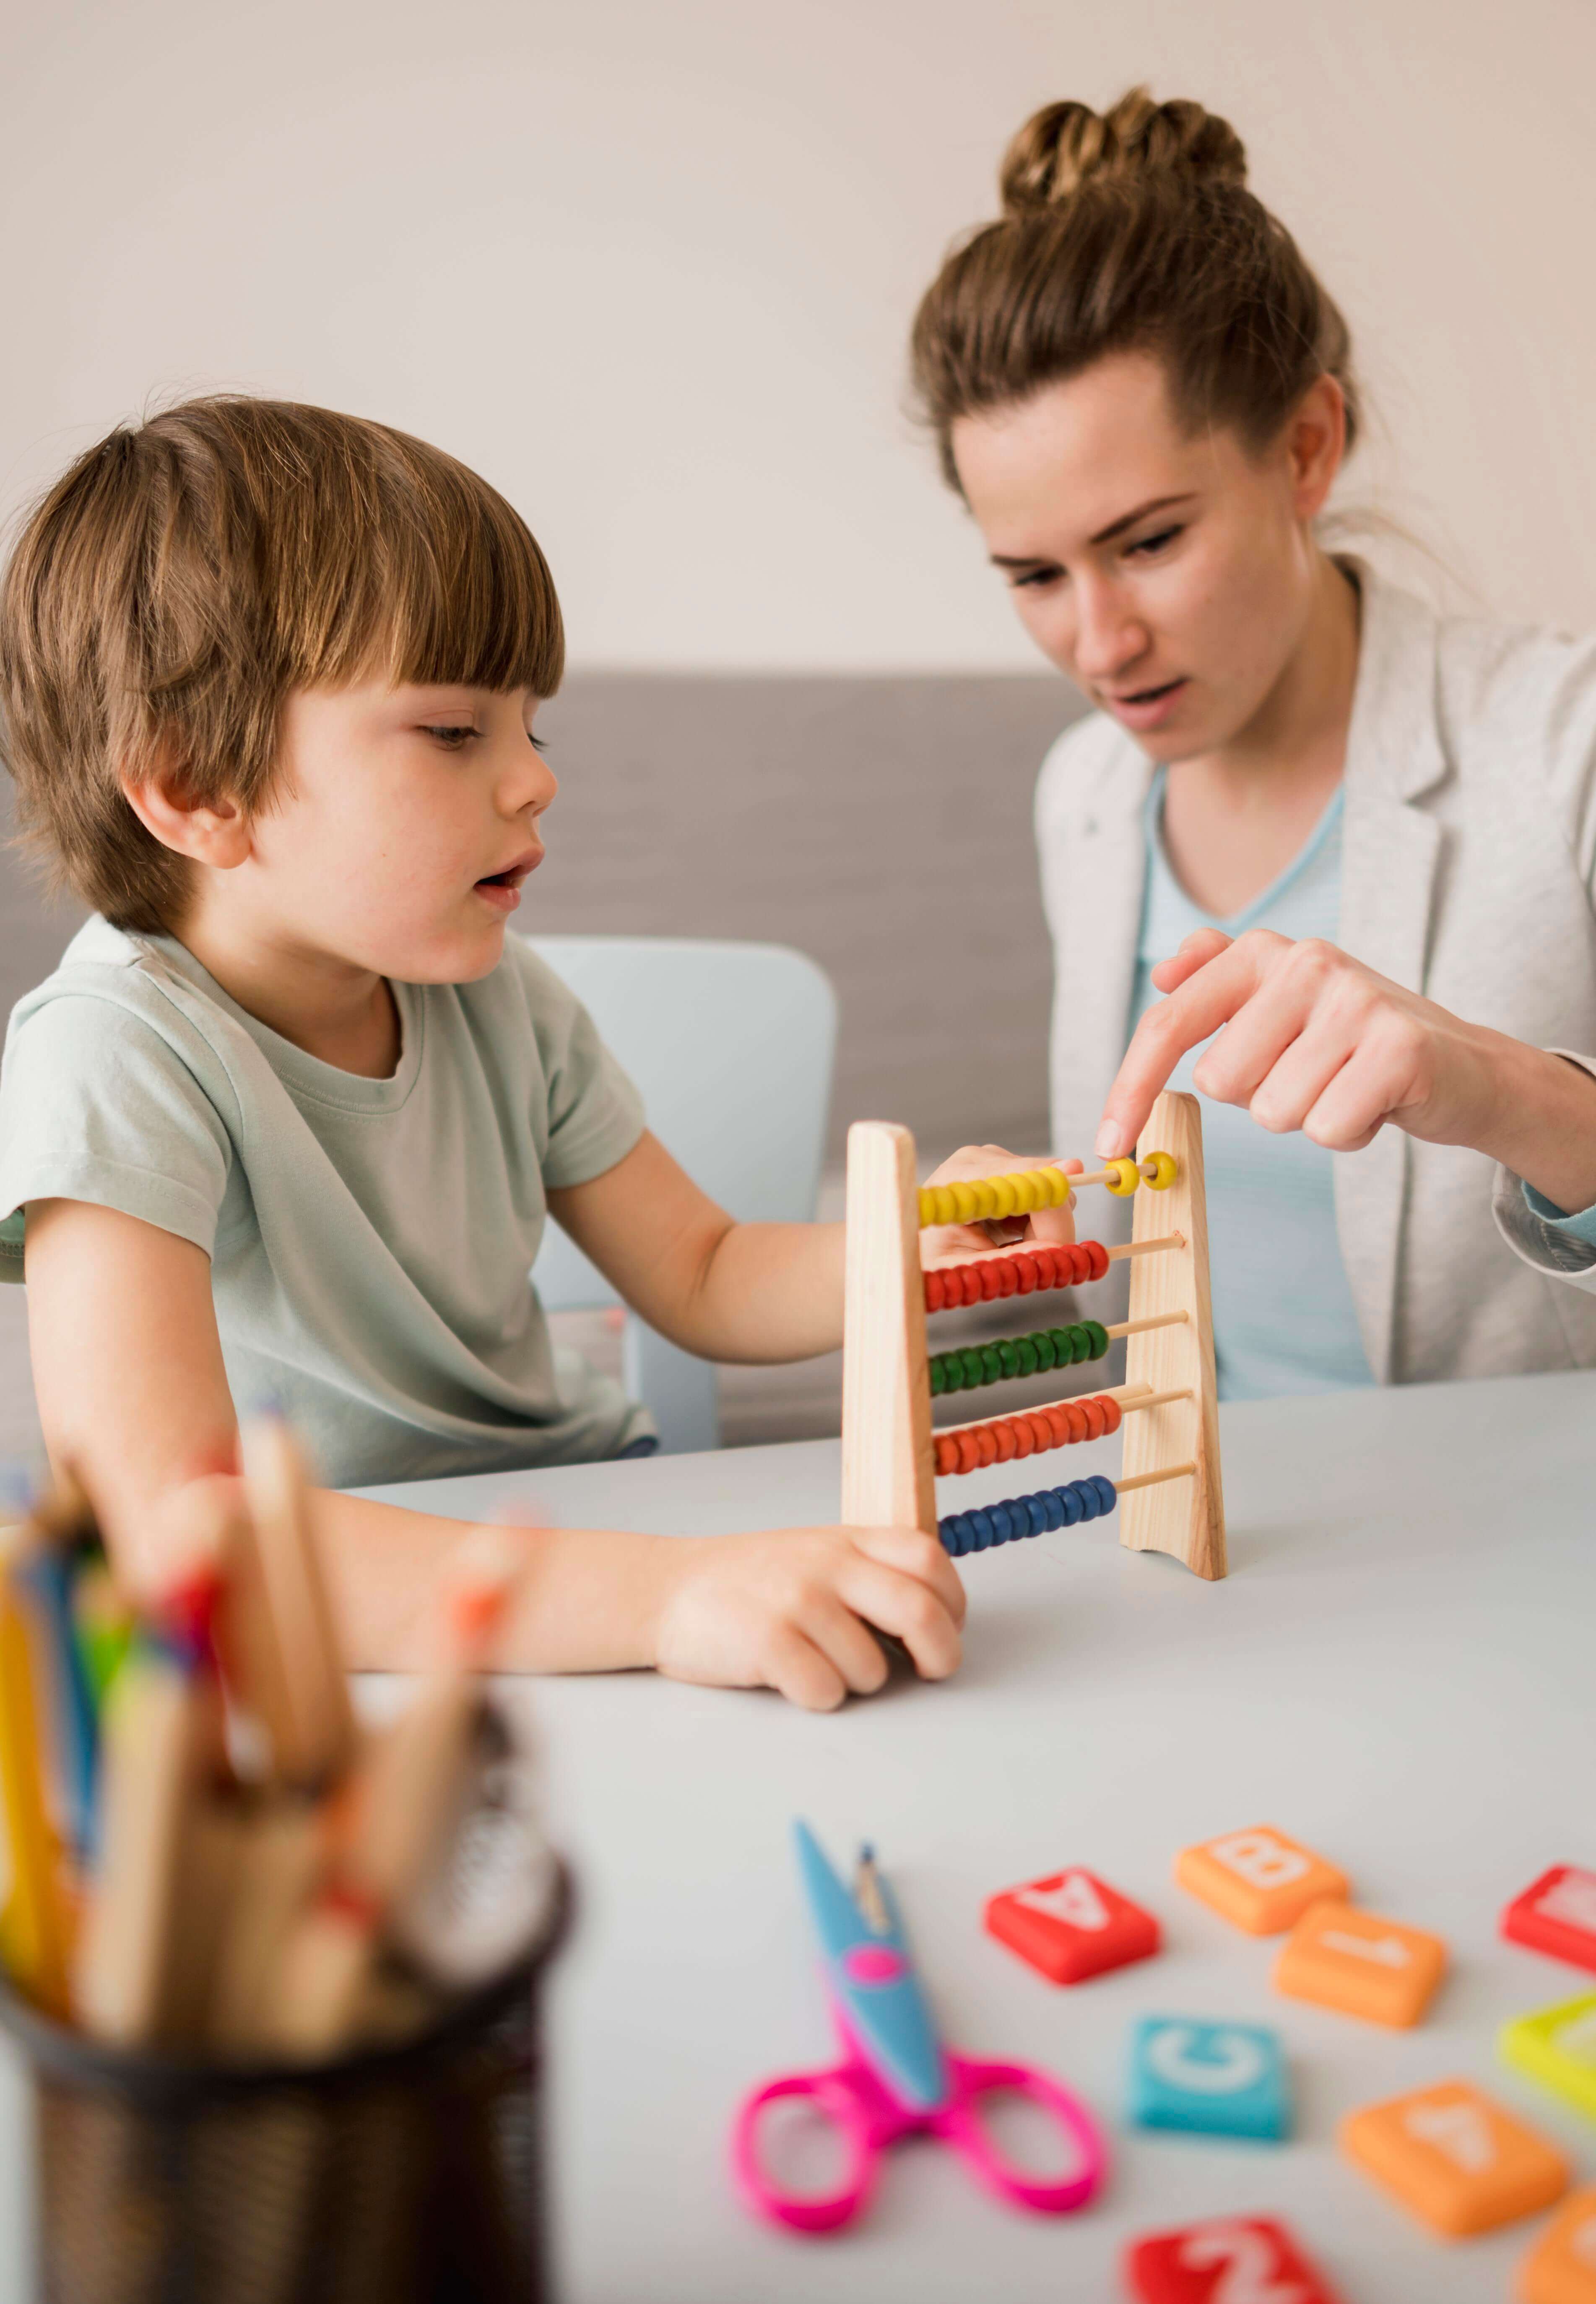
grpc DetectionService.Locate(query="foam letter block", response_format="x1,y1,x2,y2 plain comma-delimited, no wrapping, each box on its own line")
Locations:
1519,2186,1596,2304
984,1867,1159,1985
1504,1868,1596,1976
1274,1900,1446,2027
1175,1825,1347,1936
1502,1995,1596,2123
1340,2079,1567,2238
1128,2015,1290,2140
1124,2215,1343,2302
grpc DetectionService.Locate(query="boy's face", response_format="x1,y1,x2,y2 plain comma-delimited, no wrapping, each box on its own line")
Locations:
242,681,557,982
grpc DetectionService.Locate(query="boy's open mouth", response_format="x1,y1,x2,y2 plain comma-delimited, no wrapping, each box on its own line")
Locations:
473,845,543,910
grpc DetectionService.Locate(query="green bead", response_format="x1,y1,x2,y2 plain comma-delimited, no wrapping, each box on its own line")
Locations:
1084,1320,1110,1359
1050,1328,1076,1366
929,1358,945,1395
998,1340,1021,1379
1014,1336,1040,1377
980,1345,1004,1385
1032,1330,1056,1371
961,1348,985,1388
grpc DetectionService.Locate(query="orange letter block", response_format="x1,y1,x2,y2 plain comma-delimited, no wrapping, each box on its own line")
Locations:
1274,1900,1446,2027
1519,2186,1596,2304
1341,2079,1567,2239
1174,1826,1347,1936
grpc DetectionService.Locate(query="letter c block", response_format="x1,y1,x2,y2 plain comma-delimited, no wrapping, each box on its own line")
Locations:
1128,2015,1290,2140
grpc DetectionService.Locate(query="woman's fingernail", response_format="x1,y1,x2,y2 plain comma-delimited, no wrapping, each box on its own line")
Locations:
1095,1124,1123,1158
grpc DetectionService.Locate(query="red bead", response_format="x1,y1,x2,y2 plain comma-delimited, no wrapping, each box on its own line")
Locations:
995,1258,1018,1297
1124,2218,1344,2303
959,1267,981,1307
978,1262,1001,1301
1100,1396,1122,1435
1080,1398,1105,1441
992,1419,1017,1463
986,1867,1160,1985
923,1272,944,1314
1086,1240,1109,1282
1012,1255,1037,1294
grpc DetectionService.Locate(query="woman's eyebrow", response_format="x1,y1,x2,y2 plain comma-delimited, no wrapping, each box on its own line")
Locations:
988,492,1199,569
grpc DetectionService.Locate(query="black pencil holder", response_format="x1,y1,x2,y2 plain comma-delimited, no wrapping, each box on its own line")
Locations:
0,1865,569,2304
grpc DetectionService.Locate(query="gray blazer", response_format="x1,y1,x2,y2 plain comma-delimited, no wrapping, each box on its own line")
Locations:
1035,560,1596,1386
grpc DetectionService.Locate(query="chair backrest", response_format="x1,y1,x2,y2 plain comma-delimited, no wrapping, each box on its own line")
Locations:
530,936,837,1311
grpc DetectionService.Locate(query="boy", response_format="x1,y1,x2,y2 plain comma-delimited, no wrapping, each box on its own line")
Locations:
0,398,1060,1706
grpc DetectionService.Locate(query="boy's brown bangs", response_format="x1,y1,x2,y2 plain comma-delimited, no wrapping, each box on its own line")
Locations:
282,422,566,701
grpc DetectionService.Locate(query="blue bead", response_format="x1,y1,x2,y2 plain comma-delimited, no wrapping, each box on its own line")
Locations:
937,1515,963,1555
1092,1474,1116,1515
1127,2016,1292,2142
1059,1484,1084,1525
1024,1494,1049,1537
1041,1488,1067,1531
989,1503,1015,1544
970,1508,995,1552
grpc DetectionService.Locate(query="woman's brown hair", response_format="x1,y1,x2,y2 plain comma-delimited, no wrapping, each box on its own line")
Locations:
0,397,565,932
910,89,1360,491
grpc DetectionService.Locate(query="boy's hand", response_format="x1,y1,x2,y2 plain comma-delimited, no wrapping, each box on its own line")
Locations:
920,1143,1082,1263
648,1524,965,1712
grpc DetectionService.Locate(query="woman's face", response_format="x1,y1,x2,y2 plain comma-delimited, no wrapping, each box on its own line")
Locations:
951,352,1344,761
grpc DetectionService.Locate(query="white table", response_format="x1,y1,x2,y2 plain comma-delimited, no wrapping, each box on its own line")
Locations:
4,1370,1594,2299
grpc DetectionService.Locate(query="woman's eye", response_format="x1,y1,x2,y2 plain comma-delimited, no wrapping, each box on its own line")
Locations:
1125,526,1182,560
423,724,476,749
1010,566,1062,591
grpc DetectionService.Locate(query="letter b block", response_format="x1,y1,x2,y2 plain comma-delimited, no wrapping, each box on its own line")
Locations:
1175,1825,1347,1935
1519,2186,1596,2304
984,1867,1160,1985
1340,2079,1567,2238
1128,2016,1290,2140
1274,1900,1447,2027
1124,2215,1343,2301
1503,1867,1596,1976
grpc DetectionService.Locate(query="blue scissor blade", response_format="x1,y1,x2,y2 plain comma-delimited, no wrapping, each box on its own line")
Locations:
792,1821,947,2114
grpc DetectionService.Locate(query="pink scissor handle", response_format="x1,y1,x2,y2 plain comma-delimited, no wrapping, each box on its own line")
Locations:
936,2054,1107,2214
730,2067,879,2233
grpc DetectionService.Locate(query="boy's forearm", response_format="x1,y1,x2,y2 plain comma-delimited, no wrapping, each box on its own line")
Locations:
316,1488,670,1673
664,1218,847,1363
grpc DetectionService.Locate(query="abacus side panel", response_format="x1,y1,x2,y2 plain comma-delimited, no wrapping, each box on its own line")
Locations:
1118,1091,1226,1579
841,1122,937,1537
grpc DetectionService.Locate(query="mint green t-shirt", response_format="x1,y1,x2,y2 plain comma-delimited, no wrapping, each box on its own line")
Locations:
0,919,653,1485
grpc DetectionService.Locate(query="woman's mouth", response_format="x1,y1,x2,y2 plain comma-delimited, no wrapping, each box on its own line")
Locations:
1102,677,1188,732
473,846,543,914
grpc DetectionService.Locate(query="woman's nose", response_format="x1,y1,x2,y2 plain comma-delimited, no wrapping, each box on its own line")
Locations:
1072,583,1151,684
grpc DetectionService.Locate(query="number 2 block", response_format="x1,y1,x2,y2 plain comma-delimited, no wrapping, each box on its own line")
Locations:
1175,1826,1347,1936
1340,2079,1567,2238
1519,2186,1596,2304
984,1867,1160,1984
1128,2015,1290,2140
1501,1994,1596,2123
1274,1900,1447,2027
1503,1867,1596,1976
1123,2215,1343,2302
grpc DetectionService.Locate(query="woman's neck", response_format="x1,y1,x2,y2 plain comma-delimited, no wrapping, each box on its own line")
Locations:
1160,554,1361,921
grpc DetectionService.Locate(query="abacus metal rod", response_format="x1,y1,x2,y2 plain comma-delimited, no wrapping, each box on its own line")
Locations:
1115,1459,1197,1496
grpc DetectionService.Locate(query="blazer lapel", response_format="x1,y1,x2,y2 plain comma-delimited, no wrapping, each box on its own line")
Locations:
1333,564,1448,1383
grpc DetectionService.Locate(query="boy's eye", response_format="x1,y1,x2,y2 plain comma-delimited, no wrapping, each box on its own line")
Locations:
422,724,477,750
1125,525,1183,560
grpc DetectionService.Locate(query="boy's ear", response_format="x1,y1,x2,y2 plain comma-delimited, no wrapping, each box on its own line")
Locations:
120,756,252,870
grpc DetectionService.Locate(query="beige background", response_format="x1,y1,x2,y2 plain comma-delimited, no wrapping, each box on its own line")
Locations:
4,0,1596,669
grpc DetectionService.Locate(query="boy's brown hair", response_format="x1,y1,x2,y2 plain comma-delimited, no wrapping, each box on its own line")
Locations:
0,397,565,932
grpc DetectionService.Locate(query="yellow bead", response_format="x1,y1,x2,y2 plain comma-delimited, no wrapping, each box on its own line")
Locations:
1145,1151,1178,1191
1103,1156,1140,1196
1011,1172,1043,1214
1039,1166,1073,1208
950,1181,980,1224
917,1188,935,1227
986,1176,1018,1219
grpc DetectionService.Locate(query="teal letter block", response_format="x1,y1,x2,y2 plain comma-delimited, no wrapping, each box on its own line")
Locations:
1128,2016,1291,2141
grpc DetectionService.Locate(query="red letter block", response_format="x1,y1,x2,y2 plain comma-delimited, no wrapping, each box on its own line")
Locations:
1503,1867,1596,1976
1124,2215,1343,2302
985,1867,1159,1984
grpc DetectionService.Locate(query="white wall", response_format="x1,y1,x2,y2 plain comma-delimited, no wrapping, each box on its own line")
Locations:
5,0,1594,669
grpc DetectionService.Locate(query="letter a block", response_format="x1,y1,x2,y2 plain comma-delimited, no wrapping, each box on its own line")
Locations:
1274,1900,1447,2027
1124,2216,1344,2303
1340,2079,1567,2238
1175,1825,1347,1936
984,1867,1160,1985
1128,2016,1290,2140
1519,2185,1596,2304
1504,1867,1596,1976
1501,1995,1596,2123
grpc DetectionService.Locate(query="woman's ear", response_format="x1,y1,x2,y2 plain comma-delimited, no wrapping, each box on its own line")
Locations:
120,758,252,869
1285,375,1347,523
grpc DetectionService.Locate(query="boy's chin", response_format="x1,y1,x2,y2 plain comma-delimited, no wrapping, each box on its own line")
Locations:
386,917,511,985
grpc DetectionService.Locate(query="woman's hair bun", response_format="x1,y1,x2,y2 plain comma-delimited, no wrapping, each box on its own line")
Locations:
998,88,1248,213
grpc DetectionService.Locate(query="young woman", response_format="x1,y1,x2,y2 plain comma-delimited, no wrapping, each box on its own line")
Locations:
909,89,1596,1398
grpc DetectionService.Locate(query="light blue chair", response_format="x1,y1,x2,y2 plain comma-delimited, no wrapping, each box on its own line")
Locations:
530,936,838,1454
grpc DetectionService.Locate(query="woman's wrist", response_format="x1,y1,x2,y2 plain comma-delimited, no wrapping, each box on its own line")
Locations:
1473,1035,1596,1216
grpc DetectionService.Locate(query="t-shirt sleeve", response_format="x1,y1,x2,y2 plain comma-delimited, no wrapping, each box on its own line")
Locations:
0,993,233,1276
513,950,647,1191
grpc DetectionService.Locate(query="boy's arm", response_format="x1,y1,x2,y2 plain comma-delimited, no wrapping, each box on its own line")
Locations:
23,1198,962,1705
548,1131,1080,1363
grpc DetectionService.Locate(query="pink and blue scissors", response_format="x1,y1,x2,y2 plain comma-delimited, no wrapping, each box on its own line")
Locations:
731,1821,1107,2233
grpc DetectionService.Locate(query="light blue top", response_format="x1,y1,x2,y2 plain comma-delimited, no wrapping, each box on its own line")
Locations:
1129,775,1374,1401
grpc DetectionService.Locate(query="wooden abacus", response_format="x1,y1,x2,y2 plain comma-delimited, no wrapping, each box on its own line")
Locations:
840,1088,1226,1581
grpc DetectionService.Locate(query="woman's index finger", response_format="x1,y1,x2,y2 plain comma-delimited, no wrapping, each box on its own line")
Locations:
1094,939,1267,1156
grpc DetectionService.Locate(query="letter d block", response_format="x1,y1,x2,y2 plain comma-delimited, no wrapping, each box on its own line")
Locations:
1274,1901,1447,2028
1124,2216,1344,2304
1175,1825,1347,1935
1518,2185,1596,2304
1340,2079,1567,2238
1128,2016,1290,2141
1501,1994,1596,2123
